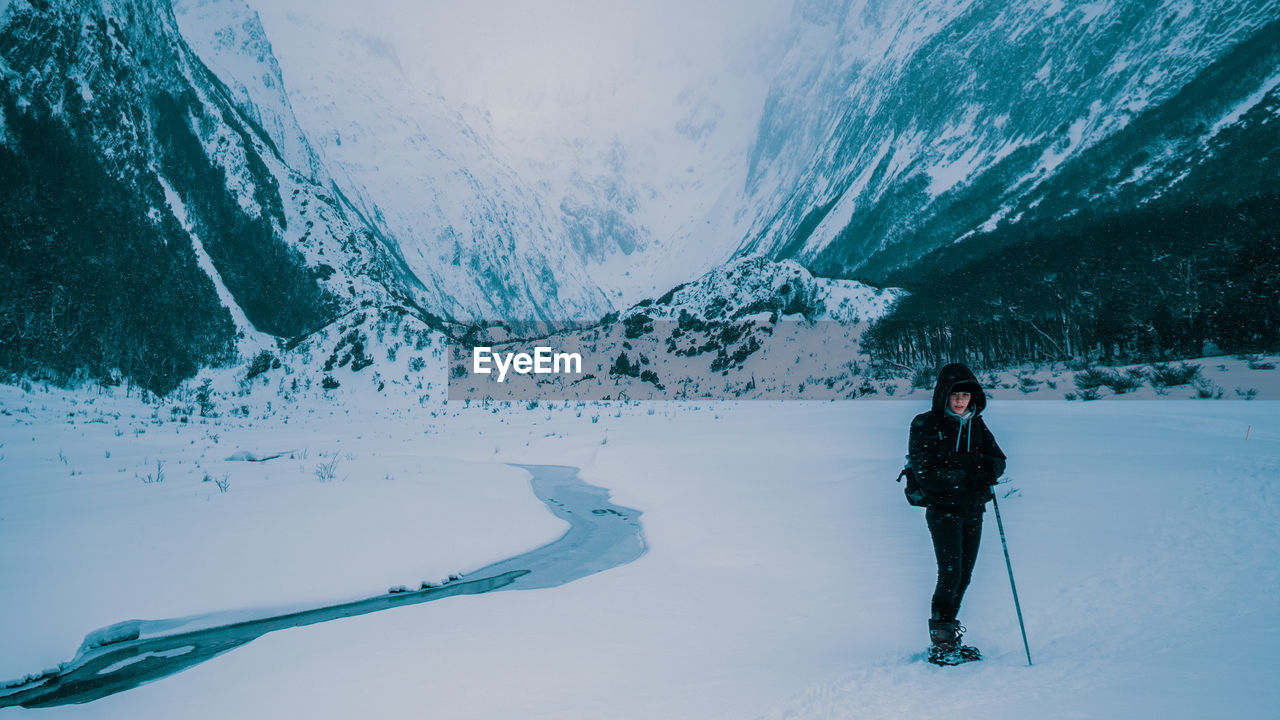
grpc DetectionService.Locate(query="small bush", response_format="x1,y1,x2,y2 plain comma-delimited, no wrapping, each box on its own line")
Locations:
1074,367,1143,394
1192,378,1223,399
141,460,165,484
1073,368,1115,391
1149,362,1201,387
245,351,279,381
314,456,339,482
1112,368,1147,393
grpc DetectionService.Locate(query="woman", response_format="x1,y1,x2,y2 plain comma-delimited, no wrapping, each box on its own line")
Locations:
908,362,1006,665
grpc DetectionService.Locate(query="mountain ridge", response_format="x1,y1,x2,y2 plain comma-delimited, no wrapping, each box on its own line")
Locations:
0,0,410,392
739,0,1280,281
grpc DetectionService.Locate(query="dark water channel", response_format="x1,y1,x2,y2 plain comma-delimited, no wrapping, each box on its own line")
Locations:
0,464,645,709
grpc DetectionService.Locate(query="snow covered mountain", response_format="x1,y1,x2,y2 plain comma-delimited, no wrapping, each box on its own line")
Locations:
184,0,793,316
448,256,905,401
616,254,901,327
5,0,1276,397
738,0,1280,279
0,0,784,395
0,0,421,393
173,0,617,324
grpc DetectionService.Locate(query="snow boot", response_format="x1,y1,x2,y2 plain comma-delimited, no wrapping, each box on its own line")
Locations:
929,618,957,649
928,619,981,666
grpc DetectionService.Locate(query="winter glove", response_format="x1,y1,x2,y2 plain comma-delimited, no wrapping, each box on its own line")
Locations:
988,455,1007,481
972,455,1002,486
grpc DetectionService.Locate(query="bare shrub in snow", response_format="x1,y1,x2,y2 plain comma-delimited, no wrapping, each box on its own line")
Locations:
141,460,164,484
314,456,339,482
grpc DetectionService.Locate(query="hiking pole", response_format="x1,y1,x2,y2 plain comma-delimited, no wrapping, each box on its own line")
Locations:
991,490,1032,666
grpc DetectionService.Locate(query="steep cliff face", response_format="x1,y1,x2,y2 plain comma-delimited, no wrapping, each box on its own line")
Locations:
177,0,616,325
0,0,409,393
740,0,1280,280
168,0,325,184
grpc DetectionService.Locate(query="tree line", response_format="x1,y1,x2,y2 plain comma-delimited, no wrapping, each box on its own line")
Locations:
0,95,237,394
864,190,1280,370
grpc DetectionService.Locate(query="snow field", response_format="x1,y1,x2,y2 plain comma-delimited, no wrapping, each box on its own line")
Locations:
1,382,1277,718
0,386,564,686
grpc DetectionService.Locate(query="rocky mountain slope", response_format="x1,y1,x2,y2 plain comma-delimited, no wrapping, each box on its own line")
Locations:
448,255,904,401
739,0,1280,280
0,0,415,393
4,0,1276,397
176,0,624,324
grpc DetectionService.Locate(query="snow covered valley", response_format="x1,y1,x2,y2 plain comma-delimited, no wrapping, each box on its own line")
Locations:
1,386,1276,718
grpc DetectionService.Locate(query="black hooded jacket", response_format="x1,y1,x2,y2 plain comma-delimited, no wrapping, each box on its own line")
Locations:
909,363,1006,510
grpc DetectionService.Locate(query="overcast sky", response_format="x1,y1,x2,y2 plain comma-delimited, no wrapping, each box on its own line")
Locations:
249,0,795,153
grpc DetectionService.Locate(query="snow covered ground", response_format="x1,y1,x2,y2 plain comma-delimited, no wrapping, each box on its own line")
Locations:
1,382,1277,718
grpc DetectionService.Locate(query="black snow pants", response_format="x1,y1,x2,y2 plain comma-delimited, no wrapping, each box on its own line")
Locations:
926,505,984,622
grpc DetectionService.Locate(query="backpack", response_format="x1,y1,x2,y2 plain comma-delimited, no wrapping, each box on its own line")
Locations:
897,462,928,507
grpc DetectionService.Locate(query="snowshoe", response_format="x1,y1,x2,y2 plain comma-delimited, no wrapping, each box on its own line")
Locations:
927,644,981,666
926,619,981,666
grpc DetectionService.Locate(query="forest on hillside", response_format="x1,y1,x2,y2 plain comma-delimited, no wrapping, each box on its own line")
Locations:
865,191,1280,371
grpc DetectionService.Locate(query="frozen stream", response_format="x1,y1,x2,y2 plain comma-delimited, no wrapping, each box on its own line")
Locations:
0,464,646,709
